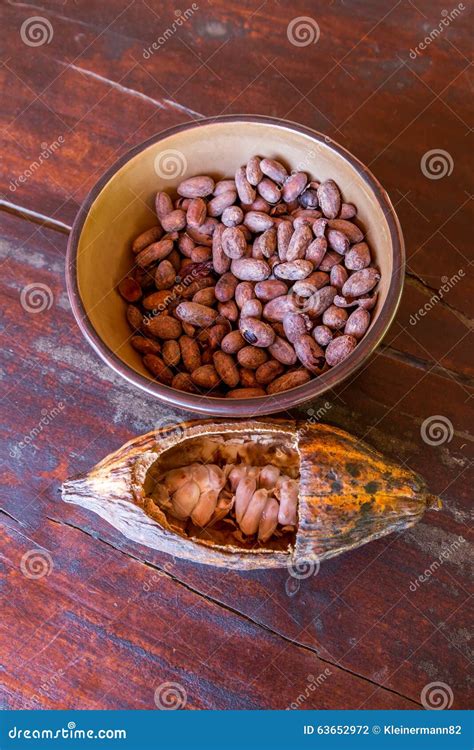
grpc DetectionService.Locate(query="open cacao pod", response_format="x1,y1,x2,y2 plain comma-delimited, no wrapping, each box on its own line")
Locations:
61,420,438,569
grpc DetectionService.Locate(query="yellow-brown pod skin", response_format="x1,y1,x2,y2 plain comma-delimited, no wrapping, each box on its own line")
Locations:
62,419,436,569
295,422,431,563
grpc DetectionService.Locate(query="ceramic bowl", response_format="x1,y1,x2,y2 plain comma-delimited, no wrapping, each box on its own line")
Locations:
66,115,404,417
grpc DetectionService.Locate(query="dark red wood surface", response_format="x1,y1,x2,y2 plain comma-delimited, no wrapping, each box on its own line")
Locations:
1,0,472,711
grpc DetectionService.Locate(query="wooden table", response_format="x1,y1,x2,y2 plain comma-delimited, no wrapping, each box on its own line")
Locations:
1,0,472,711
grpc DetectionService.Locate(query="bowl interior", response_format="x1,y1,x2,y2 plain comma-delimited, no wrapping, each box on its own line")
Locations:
74,119,397,403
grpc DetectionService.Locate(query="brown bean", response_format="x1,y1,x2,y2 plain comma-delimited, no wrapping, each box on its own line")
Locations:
118,277,142,302
283,312,311,343
342,268,380,297
344,242,371,271
292,271,329,297
131,336,161,355
319,250,343,272
215,272,238,303
226,387,266,398
325,335,358,366
328,219,364,243
239,368,258,387
286,225,313,261
235,281,255,308
262,295,296,322
154,260,175,290
239,317,275,348
191,364,220,388
161,209,186,233
190,245,212,263
180,335,201,372
317,179,341,219
330,264,348,290
214,179,236,195
326,228,350,255
267,336,297,366
181,276,215,299
187,227,212,246
292,209,322,226
246,156,263,186
222,226,247,259
221,205,244,227
344,308,370,339
218,300,239,322
126,304,142,330
240,298,262,318
277,220,293,261
307,285,337,317
162,339,181,367
172,372,198,393
294,335,325,373
260,158,288,183
237,346,268,369
192,286,216,306
132,225,163,253
257,177,281,204
213,351,239,388
235,166,256,204
231,258,271,281
339,203,357,219
208,322,231,348
282,172,308,202
155,193,174,221
143,354,174,385
186,198,207,228
178,233,195,257
175,301,218,327
254,280,287,302
322,305,348,330
312,217,328,237
246,197,271,213
147,315,182,340
212,224,231,274
207,190,237,217
274,260,313,281
136,238,174,267
221,330,245,354
142,290,174,312
267,369,311,393
255,359,285,385
313,325,333,347
177,176,215,198
243,211,274,233
253,227,277,259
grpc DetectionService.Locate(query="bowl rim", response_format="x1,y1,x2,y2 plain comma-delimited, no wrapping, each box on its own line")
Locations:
66,114,405,417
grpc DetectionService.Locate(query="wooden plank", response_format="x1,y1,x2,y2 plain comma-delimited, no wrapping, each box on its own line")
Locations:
1,212,472,708
1,0,472,317
0,519,415,710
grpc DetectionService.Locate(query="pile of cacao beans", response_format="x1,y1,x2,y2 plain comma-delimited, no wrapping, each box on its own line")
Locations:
119,156,381,397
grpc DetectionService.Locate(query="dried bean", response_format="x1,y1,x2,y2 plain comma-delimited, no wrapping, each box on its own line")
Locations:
342,268,380,297
267,369,311,394
178,176,215,198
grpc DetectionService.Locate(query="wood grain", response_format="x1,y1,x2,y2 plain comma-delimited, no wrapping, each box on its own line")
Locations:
1,0,472,711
